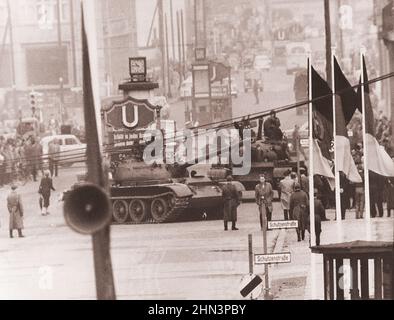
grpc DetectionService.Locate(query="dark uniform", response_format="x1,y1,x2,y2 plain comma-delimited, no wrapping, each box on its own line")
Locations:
370,171,384,218
222,181,240,231
264,114,282,141
290,187,309,241
307,198,324,246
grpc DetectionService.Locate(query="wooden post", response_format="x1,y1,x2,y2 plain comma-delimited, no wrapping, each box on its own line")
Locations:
248,234,253,275
374,257,383,300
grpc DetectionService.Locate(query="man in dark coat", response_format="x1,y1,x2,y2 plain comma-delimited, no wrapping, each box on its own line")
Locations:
290,183,309,241
386,178,394,218
264,111,282,141
222,176,240,231
255,174,274,229
369,171,384,218
306,190,325,246
339,172,350,220
39,170,56,216
7,184,24,238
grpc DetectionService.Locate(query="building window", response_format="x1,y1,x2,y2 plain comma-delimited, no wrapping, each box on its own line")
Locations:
26,45,69,86
36,0,69,26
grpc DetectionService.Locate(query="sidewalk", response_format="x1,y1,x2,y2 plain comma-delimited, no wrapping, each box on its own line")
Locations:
270,209,394,300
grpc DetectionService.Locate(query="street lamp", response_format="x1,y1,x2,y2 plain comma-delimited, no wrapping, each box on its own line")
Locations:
59,76,64,124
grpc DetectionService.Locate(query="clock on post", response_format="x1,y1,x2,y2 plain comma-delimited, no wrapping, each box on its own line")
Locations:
129,57,147,82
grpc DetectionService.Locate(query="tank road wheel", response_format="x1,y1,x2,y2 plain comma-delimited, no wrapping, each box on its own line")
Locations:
167,194,176,210
151,198,170,223
129,199,148,223
112,200,129,224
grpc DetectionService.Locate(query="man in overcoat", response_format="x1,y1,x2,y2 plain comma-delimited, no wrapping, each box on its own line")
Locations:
7,184,24,238
255,174,274,229
279,170,295,220
222,176,240,231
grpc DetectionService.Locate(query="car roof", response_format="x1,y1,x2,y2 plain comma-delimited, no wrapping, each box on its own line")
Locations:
41,134,78,142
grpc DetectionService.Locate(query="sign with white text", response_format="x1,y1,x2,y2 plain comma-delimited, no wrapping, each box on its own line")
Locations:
254,253,291,265
268,220,298,230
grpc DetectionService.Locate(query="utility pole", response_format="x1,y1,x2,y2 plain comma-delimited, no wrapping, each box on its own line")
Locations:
324,0,333,84
170,0,176,62
177,10,182,82
57,0,64,124
69,0,77,87
181,10,186,77
165,14,172,98
56,0,62,45
194,0,207,49
158,0,167,96
6,0,16,109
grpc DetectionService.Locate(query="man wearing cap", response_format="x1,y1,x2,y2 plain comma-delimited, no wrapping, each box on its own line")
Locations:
255,174,274,229
7,184,24,238
290,183,309,241
39,170,56,216
221,176,241,231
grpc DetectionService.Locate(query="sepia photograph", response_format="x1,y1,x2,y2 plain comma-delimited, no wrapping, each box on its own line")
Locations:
0,0,393,304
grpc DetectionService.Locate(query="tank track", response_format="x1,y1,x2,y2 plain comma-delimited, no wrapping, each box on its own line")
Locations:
111,192,191,225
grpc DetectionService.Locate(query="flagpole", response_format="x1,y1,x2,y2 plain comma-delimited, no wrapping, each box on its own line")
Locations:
332,48,344,242
307,52,317,300
308,54,316,247
360,49,372,238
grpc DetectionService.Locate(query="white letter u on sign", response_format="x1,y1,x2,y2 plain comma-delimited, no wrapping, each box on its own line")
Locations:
122,105,139,129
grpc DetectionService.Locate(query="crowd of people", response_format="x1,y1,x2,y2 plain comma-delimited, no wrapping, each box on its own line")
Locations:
0,134,63,188
0,136,44,187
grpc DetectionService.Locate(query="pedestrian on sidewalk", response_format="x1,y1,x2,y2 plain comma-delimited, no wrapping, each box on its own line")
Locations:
290,183,309,242
221,176,240,231
279,170,295,220
385,178,394,218
255,174,274,229
7,184,24,238
299,168,309,196
253,79,260,105
306,190,324,246
38,170,55,216
48,139,60,178
354,165,365,219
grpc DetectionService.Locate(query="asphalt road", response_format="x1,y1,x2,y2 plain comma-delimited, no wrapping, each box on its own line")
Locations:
0,166,286,300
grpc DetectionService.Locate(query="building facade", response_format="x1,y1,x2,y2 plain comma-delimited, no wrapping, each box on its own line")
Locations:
0,0,138,124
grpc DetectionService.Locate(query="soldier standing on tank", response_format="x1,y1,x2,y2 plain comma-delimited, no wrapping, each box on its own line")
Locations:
222,176,240,231
255,174,274,228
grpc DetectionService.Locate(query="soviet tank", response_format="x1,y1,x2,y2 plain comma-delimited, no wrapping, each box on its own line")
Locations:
232,117,305,191
174,164,245,220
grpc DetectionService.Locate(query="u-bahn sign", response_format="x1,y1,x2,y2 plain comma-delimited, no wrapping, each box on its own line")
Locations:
104,97,159,131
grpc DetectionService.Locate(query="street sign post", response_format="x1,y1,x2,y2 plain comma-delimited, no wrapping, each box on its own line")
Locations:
268,220,298,230
255,253,292,265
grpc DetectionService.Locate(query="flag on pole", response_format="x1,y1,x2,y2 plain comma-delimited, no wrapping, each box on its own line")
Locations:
333,57,362,183
311,67,335,188
357,57,394,177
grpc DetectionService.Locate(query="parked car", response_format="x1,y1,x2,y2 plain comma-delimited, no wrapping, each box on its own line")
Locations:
254,55,272,71
40,134,86,167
